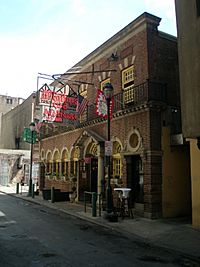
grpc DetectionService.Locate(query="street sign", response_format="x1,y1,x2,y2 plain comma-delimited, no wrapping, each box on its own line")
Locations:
23,128,37,144
105,141,113,156
32,163,40,184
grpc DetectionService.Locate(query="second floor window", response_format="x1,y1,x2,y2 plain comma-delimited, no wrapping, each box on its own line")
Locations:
122,65,135,104
79,84,87,97
6,98,13,104
100,78,111,91
122,65,135,89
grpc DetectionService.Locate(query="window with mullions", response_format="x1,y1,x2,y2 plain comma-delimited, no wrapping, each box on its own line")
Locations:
79,84,87,97
61,161,69,176
112,141,122,178
122,65,135,89
70,160,78,176
113,158,121,178
53,161,60,175
122,65,135,104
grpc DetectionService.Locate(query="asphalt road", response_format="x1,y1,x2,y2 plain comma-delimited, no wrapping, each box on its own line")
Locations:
0,192,198,267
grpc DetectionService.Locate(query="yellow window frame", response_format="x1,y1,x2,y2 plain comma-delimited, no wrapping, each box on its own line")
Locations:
113,157,121,178
122,65,135,89
79,84,87,97
100,78,111,91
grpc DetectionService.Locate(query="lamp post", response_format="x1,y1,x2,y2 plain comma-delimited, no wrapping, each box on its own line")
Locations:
28,122,35,196
103,82,114,215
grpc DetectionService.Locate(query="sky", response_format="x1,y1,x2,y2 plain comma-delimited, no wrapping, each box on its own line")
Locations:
0,0,177,98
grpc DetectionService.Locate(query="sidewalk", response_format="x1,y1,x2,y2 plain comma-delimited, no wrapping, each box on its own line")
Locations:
1,184,200,261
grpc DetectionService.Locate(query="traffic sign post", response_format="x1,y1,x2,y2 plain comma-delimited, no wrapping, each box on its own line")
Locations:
105,141,113,156
23,128,37,144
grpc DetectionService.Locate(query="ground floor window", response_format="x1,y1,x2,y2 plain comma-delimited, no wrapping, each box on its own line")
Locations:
61,161,69,176
70,160,78,176
113,158,121,178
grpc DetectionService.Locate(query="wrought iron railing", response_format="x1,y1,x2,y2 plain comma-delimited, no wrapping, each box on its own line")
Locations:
83,80,167,123
40,80,167,138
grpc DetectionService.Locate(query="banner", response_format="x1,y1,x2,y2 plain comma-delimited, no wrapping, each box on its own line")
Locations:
95,90,114,118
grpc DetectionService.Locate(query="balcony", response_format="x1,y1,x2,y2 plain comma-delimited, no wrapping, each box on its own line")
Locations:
84,80,167,123
40,80,167,138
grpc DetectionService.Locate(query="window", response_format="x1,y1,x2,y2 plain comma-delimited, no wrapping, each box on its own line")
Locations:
61,161,69,176
15,137,20,149
79,84,87,97
100,78,110,91
70,160,78,176
46,162,51,173
113,158,121,177
122,65,136,104
112,141,122,178
122,65,135,89
6,98,13,104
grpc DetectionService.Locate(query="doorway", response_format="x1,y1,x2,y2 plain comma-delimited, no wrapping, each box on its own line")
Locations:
126,155,144,206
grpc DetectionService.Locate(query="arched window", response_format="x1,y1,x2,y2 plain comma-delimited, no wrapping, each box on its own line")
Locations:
46,151,52,174
112,141,122,179
53,150,61,176
61,149,69,176
70,147,80,176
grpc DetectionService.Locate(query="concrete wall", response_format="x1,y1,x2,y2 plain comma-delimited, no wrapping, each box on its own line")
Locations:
0,95,24,147
162,127,191,218
0,94,35,150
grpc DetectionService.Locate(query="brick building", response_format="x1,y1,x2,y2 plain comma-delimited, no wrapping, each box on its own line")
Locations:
38,12,191,219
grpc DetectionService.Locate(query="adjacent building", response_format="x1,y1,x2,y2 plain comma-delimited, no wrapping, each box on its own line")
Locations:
0,93,39,186
0,94,24,148
175,0,200,227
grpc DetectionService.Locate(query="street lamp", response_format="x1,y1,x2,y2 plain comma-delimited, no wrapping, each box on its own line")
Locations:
27,122,35,196
103,82,114,215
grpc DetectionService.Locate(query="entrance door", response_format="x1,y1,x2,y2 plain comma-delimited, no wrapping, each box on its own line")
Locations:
126,155,144,206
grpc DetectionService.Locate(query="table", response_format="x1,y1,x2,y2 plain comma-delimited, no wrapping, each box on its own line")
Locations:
114,188,133,218
114,188,131,198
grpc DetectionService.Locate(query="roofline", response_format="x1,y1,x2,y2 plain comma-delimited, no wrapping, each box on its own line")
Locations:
63,12,162,75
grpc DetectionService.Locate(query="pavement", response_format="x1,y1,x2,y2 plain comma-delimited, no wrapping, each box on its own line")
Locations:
0,184,200,262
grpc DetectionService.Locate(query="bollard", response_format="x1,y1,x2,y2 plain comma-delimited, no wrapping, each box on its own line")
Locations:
84,192,86,212
51,186,55,203
32,184,35,198
16,183,19,194
92,192,97,217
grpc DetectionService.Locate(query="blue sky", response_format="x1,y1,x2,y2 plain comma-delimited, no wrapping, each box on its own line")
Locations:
0,0,176,98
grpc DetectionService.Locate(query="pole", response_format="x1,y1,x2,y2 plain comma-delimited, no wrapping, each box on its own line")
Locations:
28,130,33,196
106,98,113,213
